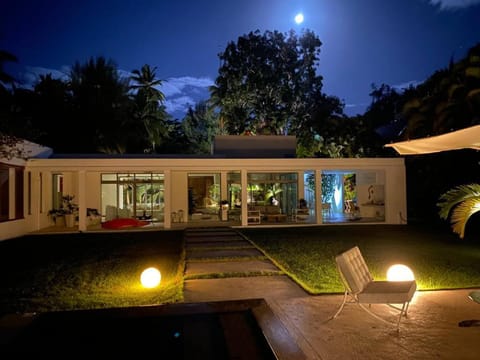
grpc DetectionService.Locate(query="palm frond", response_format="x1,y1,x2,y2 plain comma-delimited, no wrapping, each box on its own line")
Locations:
437,183,480,220
450,197,480,238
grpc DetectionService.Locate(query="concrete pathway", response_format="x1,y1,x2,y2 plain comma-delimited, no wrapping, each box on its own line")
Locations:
183,227,307,303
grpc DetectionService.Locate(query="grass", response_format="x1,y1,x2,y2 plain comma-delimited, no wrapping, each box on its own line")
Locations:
1,223,479,315
0,230,185,316
239,224,480,294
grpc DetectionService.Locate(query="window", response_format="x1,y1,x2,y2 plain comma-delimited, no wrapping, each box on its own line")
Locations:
247,173,298,216
27,172,32,215
0,163,25,221
101,173,164,222
227,172,241,208
0,164,8,222
321,170,385,223
15,167,24,219
188,173,220,217
39,172,43,213
52,174,64,210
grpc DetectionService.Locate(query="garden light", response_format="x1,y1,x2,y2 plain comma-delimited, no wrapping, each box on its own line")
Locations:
140,267,161,288
387,264,415,281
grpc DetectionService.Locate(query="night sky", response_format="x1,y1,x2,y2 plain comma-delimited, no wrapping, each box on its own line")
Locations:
2,0,480,118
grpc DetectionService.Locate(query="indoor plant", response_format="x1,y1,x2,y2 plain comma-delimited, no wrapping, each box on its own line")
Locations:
49,195,78,227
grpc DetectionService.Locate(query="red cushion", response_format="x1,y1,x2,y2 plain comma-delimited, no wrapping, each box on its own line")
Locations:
101,218,149,229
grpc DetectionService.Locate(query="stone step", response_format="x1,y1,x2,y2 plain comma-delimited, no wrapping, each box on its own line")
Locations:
186,248,264,260
184,259,280,277
186,240,253,249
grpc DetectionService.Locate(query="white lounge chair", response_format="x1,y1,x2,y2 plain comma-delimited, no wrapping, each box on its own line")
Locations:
332,246,417,330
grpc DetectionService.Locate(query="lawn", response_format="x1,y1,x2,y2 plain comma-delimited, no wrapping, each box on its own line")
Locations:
0,230,185,316
1,224,479,316
240,223,480,294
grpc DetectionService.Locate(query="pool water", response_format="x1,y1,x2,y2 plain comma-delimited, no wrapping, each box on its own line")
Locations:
1,299,292,358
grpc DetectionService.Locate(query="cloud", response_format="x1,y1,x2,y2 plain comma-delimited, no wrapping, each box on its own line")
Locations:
392,80,422,91
161,76,214,97
344,102,369,116
120,71,214,117
18,66,70,88
164,96,196,113
159,76,214,119
15,66,213,119
426,0,480,9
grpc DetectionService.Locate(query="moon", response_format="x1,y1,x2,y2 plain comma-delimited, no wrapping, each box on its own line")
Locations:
295,13,304,24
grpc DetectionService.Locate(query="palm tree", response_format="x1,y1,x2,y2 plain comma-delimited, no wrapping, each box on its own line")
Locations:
130,64,165,102
437,183,480,239
130,64,167,152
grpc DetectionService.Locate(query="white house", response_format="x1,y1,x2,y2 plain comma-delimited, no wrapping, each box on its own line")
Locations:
0,136,407,241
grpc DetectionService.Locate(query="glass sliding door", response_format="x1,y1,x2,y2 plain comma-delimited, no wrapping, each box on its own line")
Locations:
247,172,298,222
135,174,164,220
188,173,220,221
228,172,241,221
101,173,164,222
321,170,385,223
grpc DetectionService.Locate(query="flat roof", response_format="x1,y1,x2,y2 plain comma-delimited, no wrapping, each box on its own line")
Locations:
213,135,297,158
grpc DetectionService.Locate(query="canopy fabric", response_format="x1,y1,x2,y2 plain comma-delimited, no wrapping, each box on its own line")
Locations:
385,125,480,155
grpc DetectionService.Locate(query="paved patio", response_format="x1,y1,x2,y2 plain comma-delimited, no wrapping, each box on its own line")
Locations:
182,228,480,359
10,225,480,358
184,279,479,359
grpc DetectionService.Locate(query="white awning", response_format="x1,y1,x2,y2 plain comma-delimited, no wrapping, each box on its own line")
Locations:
385,125,480,155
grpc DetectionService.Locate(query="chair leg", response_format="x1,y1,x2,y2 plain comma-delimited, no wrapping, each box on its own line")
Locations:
332,290,348,319
395,302,408,330
359,302,409,331
358,303,392,325
403,301,411,317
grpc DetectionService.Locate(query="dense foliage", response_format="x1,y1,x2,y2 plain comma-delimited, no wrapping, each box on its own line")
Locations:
0,56,185,154
211,30,339,136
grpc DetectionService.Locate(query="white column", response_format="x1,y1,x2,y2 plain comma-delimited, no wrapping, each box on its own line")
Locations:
77,170,87,231
31,171,40,229
163,170,171,229
315,169,322,224
220,171,228,201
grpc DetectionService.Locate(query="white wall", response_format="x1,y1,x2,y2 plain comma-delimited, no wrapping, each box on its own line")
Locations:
171,171,188,221
385,165,407,223
86,172,101,211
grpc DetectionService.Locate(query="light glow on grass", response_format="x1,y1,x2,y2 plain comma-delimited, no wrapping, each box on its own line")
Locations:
140,267,161,288
387,264,415,281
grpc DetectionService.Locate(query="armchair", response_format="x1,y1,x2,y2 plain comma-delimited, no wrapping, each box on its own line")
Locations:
332,246,417,330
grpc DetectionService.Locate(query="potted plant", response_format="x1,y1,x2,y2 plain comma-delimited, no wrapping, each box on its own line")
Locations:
48,208,66,227
62,195,78,227
49,195,78,227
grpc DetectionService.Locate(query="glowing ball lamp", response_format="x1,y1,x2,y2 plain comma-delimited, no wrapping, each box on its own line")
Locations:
140,267,161,288
387,264,415,281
